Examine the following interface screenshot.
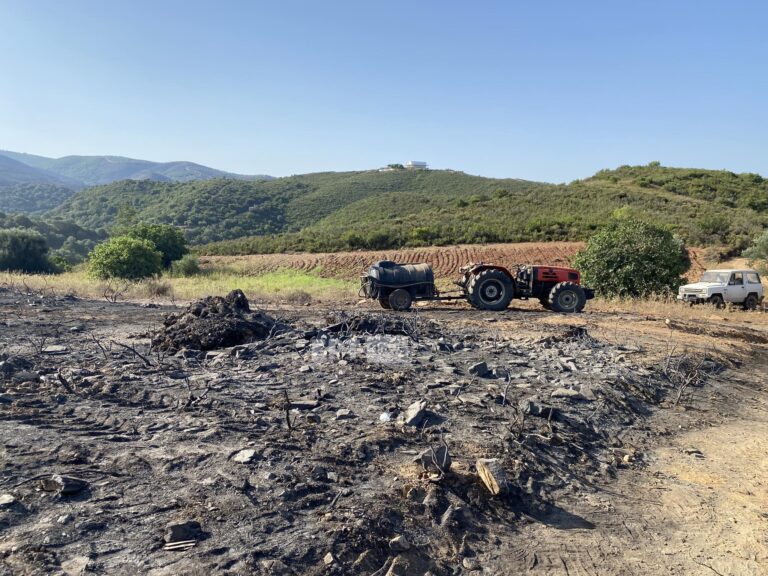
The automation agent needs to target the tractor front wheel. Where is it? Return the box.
[548,282,586,313]
[468,269,514,311]
[388,288,413,311]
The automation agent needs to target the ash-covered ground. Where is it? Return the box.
[0,287,756,576]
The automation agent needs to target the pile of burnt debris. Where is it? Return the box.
[151,289,287,353]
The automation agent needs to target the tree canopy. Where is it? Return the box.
[573,218,691,297]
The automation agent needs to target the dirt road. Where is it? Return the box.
[500,400,768,575]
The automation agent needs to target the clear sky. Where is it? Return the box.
[1,1,766,182]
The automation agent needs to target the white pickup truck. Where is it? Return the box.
[677,269,764,309]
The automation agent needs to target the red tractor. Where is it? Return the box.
[361,261,594,313]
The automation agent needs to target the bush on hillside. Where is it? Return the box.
[743,229,768,273]
[88,236,163,280]
[573,219,691,297]
[170,254,201,277]
[126,223,188,267]
[0,228,53,273]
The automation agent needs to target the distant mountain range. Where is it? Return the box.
[0,149,272,213]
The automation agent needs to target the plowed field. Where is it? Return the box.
[201,242,707,281]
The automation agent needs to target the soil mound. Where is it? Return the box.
[151,289,281,352]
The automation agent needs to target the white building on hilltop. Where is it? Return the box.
[405,161,428,170]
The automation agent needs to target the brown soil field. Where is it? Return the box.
[201,242,709,281]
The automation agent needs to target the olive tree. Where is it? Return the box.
[573,219,691,297]
[88,236,163,280]
[126,223,188,268]
[0,228,52,273]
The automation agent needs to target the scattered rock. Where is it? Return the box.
[42,345,68,355]
[416,445,451,474]
[232,449,257,463]
[550,387,587,401]
[402,400,427,426]
[0,493,17,507]
[335,409,355,420]
[476,459,508,496]
[60,555,91,575]
[39,475,88,495]
[468,361,489,377]
[12,371,40,384]
[323,552,336,565]
[164,520,202,544]
[389,535,411,551]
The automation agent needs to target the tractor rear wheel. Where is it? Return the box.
[388,288,413,311]
[548,282,586,313]
[468,269,514,311]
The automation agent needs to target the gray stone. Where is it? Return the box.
[335,408,355,420]
[476,458,508,496]
[550,388,588,401]
[42,345,68,355]
[232,449,257,463]
[0,493,16,507]
[468,362,489,377]
[416,445,451,474]
[39,475,87,495]
[12,371,39,384]
[402,400,427,426]
[164,520,202,543]
[389,534,411,551]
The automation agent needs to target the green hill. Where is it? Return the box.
[0,149,272,189]
[48,164,768,254]
[0,212,107,264]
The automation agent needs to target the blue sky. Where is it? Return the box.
[1,1,766,182]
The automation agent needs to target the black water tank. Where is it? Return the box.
[365,261,434,286]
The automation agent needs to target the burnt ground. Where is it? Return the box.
[0,287,767,575]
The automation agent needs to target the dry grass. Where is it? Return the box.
[0,268,358,304]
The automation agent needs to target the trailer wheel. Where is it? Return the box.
[389,289,413,311]
[468,269,514,311]
[548,282,586,313]
[379,297,391,309]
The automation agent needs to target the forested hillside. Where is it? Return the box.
[47,163,767,254]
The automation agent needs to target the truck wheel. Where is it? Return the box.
[379,297,391,309]
[548,282,586,313]
[468,269,514,311]
[389,289,413,311]
[743,293,758,311]
[709,294,725,309]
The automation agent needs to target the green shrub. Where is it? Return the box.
[126,223,187,267]
[0,228,53,273]
[573,218,691,297]
[743,229,768,273]
[170,254,201,277]
[88,236,163,280]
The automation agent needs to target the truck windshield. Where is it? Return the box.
[700,271,728,283]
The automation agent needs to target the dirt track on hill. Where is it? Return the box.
[0,286,766,575]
